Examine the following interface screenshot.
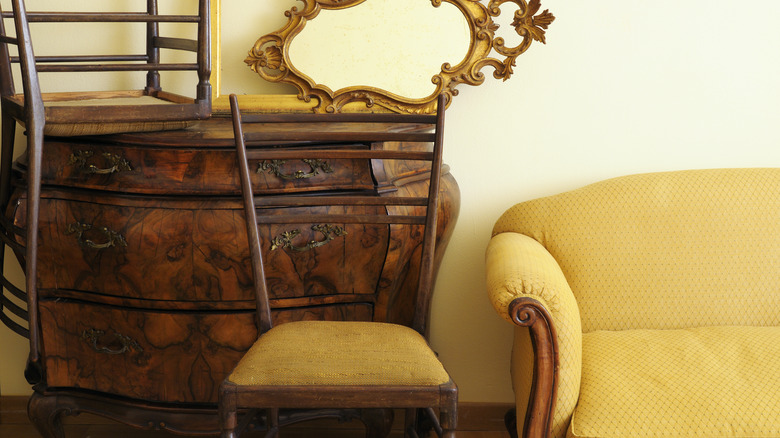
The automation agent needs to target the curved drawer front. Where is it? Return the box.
[34,197,389,303]
[40,301,372,403]
[37,141,374,195]
[259,206,389,300]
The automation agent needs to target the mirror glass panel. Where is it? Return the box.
[287,0,469,99]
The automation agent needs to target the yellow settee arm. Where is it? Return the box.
[486,232,582,438]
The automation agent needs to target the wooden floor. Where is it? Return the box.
[0,420,511,437]
[0,424,509,437]
[0,397,512,437]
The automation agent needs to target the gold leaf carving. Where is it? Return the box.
[511,0,555,43]
[487,0,555,81]
[245,45,283,72]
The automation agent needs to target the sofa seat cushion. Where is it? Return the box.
[569,326,780,438]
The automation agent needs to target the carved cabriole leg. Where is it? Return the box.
[29,389,225,435]
[28,392,67,438]
[508,297,559,438]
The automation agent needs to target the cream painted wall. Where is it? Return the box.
[3,0,780,406]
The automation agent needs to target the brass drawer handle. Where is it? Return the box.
[68,150,133,175]
[257,159,334,180]
[270,224,347,252]
[81,329,143,355]
[66,222,128,250]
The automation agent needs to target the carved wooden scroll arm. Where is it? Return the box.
[508,297,559,438]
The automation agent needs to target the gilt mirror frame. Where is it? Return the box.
[210,0,554,113]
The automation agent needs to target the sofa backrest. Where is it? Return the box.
[493,168,780,332]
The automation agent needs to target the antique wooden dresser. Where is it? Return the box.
[1,117,459,435]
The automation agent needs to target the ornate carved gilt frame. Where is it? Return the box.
[212,0,553,113]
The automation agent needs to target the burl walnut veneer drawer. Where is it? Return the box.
[31,196,388,305]
[40,300,372,403]
[34,140,374,195]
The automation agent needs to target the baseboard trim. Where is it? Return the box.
[1,396,511,431]
[0,396,28,425]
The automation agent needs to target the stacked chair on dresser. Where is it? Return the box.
[0,0,210,407]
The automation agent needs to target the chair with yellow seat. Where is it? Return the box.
[220,93,457,437]
[486,168,780,438]
[0,0,210,377]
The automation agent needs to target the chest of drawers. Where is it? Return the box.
[2,118,459,435]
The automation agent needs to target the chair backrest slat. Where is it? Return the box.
[153,36,199,52]
[241,112,437,124]
[252,195,429,207]
[243,131,436,144]
[35,63,199,73]
[256,215,427,225]
[231,93,447,336]
[26,55,149,63]
[8,13,201,23]
[245,149,434,161]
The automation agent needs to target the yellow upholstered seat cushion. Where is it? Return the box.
[227,321,451,387]
[568,326,780,438]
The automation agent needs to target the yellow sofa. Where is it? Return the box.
[485,168,780,438]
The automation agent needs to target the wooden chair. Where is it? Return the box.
[0,0,210,378]
[220,93,457,438]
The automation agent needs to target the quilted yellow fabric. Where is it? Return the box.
[486,232,582,438]
[493,168,780,332]
[227,321,451,386]
[569,326,780,438]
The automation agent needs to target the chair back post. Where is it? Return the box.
[0,8,15,97]
[230,95,274,334]
[411,93,446,336]
[0,4,18,209]
[11,0,42,128]
[196,0,211,104]
[145,0,161,93]
[10,0,44,379]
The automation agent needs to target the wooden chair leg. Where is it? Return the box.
[218,389,237,438]
[440,407,457,438]
[439,400,458,438]
[265,408,279,438]
[404,408,419,438]
[361,408,394,438]
[0,114,16,209]
[0,114,16,324]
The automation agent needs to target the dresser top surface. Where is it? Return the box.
[83,116,432,148]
